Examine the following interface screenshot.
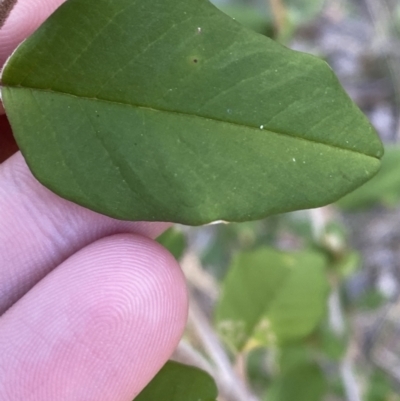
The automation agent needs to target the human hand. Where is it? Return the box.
[0,1,188,399]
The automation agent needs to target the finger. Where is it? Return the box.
[0,153,171,314]
[0,0,66,67]
[0,234,188,401]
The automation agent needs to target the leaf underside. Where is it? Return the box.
[1,0,383,224]
[216,248,329,350]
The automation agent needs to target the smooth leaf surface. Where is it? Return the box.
[215,248,329,351]
[1,0,383,224]
[134,361,217,401]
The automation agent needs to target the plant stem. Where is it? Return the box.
[309,207,363,401]
[173,340,215,375]
[340,355,362,401]
[329,290,362,401]
[189,298,260,401]
[328,287,346,337]
[364,0,400,142]
[268,0,288,38]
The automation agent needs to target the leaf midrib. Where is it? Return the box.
[4,84,380,160]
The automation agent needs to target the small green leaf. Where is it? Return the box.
[353,290,387,311]
[134,361,218,401]
[156,227,186,260]
[278,344,313,374]
[366,369,396,401]
[2,0,382,224]
[215,248,329,351]
[265,363,327,401]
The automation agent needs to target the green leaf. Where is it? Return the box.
[337,145,400,210]
[1,0,382,225]
[278,344,313,374]
[366,369,396,401]
[353,290,387,311]
[134,361,218,401]
[156,227,186,260]
[215,248,329,351]
[265,363,327,401]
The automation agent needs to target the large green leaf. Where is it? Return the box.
[215,248,329,351]
[1,0,382,224]
[135,361,217,401]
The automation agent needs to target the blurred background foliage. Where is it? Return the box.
[159,0,400,400]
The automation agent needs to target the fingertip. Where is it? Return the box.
[0,152,172,314]
[0,234,188,400]
[80,234,189,340]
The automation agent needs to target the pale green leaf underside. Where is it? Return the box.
[1,0,383,224]
[215,248,329,350]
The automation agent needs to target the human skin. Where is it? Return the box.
[0,1,188,399]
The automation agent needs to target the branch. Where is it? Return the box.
[340,355,362,401]
[268,0,287,37]
[173,340,215,375]
[189,298,260,401]
[309,207,364,401]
